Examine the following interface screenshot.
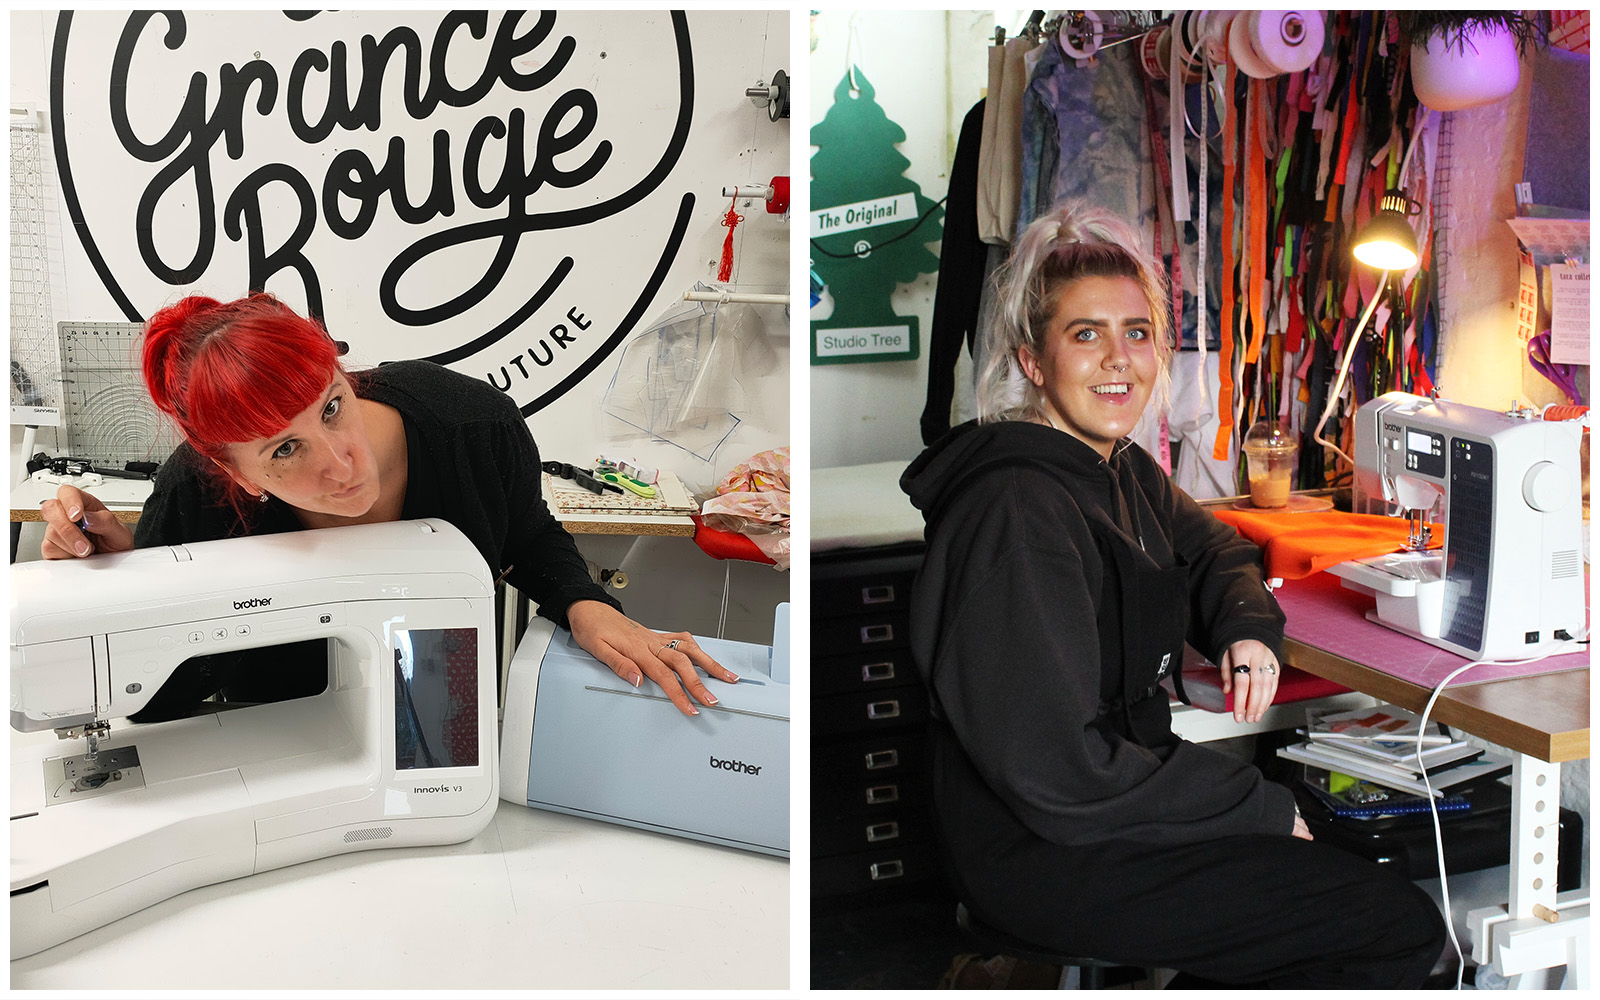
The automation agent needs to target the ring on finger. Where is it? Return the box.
[1262,664,1277,675]
[1231,664,1251,676]
[661,639,680,651]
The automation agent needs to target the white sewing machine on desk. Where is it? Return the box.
[1329,392,1587,661]
[9,519,499,959]
[1326,392,1590,987]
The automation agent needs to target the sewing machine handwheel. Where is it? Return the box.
[1522,461,1575,512]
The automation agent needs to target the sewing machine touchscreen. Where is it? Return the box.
[393,628,480,769]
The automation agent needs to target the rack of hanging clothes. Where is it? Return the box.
[922,11,1444,503]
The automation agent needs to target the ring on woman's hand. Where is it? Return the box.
[1263,664,1278,675]
[1231,664,1251,675]
[661,639,681,651]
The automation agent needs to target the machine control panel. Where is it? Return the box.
[1401,427,1446,479]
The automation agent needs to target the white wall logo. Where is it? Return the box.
[51,10,699,414]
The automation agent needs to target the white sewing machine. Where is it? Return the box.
[1330,392,1586,661]
[10,519,499,959]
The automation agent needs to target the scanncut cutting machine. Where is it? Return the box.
[501,605,790,857]
[10,519,499,958]
[1331,392,1586,661]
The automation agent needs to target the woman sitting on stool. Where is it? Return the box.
[900,203,1446,988]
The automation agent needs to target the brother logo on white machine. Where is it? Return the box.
[708,756,762,776]
[233,597,272,610]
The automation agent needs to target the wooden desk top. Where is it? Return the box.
[1284,637,1589,764]
[555,512,696,537]
[11,478,697,536]
[12,477,154,524]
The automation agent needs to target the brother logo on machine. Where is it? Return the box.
[708,755,762,776]
[233,597,272,610]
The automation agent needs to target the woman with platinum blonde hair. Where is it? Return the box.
[975,202,1173,426]
[900,203,1445,988]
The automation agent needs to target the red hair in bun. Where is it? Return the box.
[142,293,343,507]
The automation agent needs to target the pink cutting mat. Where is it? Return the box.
[1276,571,1590,688]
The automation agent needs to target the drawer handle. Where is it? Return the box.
[861,584,896,605]
[869,860,904,881]
[866,784,900,805]
[860,624,894,644]
[861,661,896,683]
[866,821,901,843]
[864,749,900,770]
[866,700,901,721]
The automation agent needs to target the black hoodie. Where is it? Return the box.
[900,420,1296,848]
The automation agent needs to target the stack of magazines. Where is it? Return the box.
[1277,704,1512,799]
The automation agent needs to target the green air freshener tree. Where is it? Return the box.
[809,68,943,364]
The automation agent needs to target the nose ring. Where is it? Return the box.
[1111,363,1127,372]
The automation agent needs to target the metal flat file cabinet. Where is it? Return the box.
[811,542,947,899]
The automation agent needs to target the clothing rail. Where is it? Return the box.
[992,11,1162,52]
[682,289,789,306]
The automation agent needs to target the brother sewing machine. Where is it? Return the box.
[500,605,790,857]
[1330,392,1586,661]
[10,519,499,958]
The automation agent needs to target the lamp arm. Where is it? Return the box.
[1312,271,1391,467]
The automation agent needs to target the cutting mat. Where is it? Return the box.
[542,469,697,517]
[1277,571,1589,688]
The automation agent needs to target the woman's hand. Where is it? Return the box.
[1292,814,1314,841]
[38,484,135,560]
[1218,638,1281,724]
[565,599,738,717]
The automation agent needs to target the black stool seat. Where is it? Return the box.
[955,902,1120,989]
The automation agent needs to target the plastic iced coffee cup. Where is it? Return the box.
[1243,421,1297,509]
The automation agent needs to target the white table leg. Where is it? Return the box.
[1508,752,1562,920]
[1466,755,1590,987]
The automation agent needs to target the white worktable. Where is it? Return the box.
[10,796,789,989]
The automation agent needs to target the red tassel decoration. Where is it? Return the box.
[718,198,744,282]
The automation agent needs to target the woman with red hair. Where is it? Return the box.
[40,292,732,719]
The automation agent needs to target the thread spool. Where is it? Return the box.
[1228,10,1279,79]
[767,175,790,214]
[1543,404,1590,422]
[1169,10,1208,82]
[1058,10,1103,61]
[1201,11,1238,65]
[1138,25,1204,84]
[1250,10,1324,75]
[1139,25,1170,80]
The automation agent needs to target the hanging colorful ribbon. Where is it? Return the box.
[1212,59,1239,462]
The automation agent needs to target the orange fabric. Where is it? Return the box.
[1245,81,1267,367]
[1213,61,1239,462]
[1212,509,1443,581]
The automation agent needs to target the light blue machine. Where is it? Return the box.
[499,605,789,857]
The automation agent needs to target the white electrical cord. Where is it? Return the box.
[1312,271,1389,467]
[1411,631,1589,990]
